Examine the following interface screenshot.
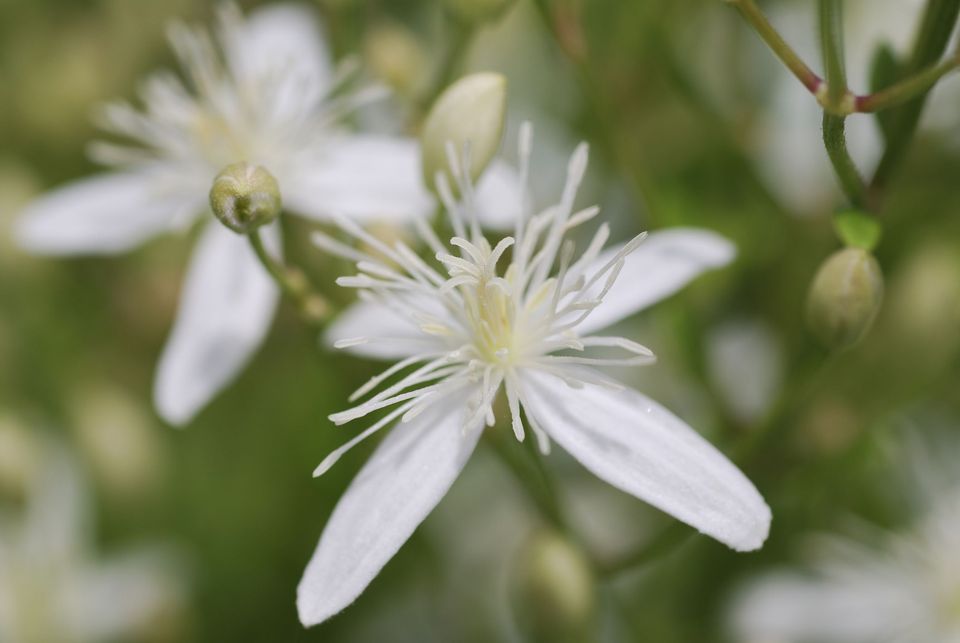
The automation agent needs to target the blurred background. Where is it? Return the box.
[1,0,959,641]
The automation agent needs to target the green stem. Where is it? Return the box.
[248,228,329,326]
[856,56,960,113]
[822,113,867,208]
[818,0,868,208]
[597,521,694,578]
[728,0,823,94]
[871,0,960,192]
[486,431,568,531]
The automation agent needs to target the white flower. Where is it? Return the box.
[298,125,772,626]
[729,433,960,643]
[0,442,181,643]
[13,3,518,426]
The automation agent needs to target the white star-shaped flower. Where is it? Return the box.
[730,434,960,643]
[298,125,772,626]
[13,3,517,426]
[0,443,181,643]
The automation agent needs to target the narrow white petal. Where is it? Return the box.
[473,160,528,232]
[223,3,332,113]
[521,369,770,551]
[286,135,434,222]
[325,297,452,361]
[297,395,481,626]
[729,572,915,642]
[153,224,280,425]
[577,228,736,334]
[14,173,198,255]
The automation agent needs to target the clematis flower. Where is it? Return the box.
[13,3,517,426]
[298,125,771,626]
[0,441,182,643]
[729,431,960,643]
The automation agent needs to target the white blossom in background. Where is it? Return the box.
[13,2,520,426]
[706,319,783,425]
[0,443,182,643]
[298,125,772,626]
[729,431,960,643]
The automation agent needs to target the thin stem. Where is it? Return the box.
[871,0,960,192]
[818,0,868,208]
[728,0,823,94]
[248,228,329,327]
[597,520,694,578]
[485,431,568,532]
[818,0,848,109]
[822,113,867,208]
[856,56,960,113]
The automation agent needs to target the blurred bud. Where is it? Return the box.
[443,0,515,24]
[209,162,281,233]
[421,72,506,192]
[512,529,595,642]
[71,384,164,500]
[806,248,884,349]
[365,24,428,96]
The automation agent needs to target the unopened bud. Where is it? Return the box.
[365,24,428,96]
[443,0,515,24]
[209,162,281,233]
[421,72,506,192]
[806,248,884,349]
[512,529,595,642]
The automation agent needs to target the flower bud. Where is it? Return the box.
[421,72,506,192]
[806,247,884,349]
[209,162,282,233]
[365,23,428,96]
[443,0,515,24]
[512,529,595,642]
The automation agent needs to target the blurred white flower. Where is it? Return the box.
[0,442,183,643]
[13,3,517,426]
[729,432,960,643]
[298,125,771,626]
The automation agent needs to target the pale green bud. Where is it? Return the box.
[806,247,884,349]
[365,24,428,96]
[421,72,507,192]
[209,162,282,233]
[443,0,515,24]
[512,530,595,642]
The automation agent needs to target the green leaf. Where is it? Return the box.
[833,210,882,251]
[869,42,902,142]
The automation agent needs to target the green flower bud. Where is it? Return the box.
[209,162,282,233]
[806,247,884,349]
[365,23,428,96]
[512,529,595,642]
[443,0,515,24]
[421,72,507,193]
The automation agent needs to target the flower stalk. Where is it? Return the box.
[248,229,329,326]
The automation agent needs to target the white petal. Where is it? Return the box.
[286,135,434,222]
[521,369,770,551]
[577,227,736,334]
[297,394,481,626]
[154,223,280,425]
[324,297,449,361]
[223,3,332,118]
[15,173,198,255]
[473,160,528,231]
[729,572,916,642]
